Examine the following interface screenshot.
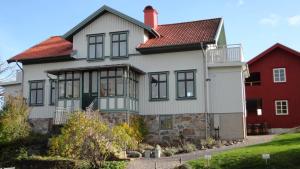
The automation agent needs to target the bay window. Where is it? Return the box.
[58,72,80,99]
[100,68,124,97]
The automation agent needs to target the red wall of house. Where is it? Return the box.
[246,47,300,128]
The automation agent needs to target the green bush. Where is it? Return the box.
[163,147,178,156]
[0,96,31,144]
[130,115,148,143]
[181,143,197,153]
[112,123,138,150]
[49,112,135,168]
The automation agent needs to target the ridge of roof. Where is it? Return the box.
[157,17,222,27]
[248,43,300,65]
[63,5,159,39]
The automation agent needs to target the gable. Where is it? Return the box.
[63,5,158,40]
[248,43,300,65]
[72,12,149,58]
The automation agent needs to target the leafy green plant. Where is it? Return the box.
[181,143,197,153]
[112,123,138,150]
[129,115,148,143]
[0,96,31,144]
[163,147,178,156]
[49,112,134,168]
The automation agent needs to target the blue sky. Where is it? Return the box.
[1,0,300,63]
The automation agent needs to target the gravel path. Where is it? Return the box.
[127,135,275,169]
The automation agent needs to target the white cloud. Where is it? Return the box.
[287,15,300,26]
[259,14,280,26]
[237,0,245,6]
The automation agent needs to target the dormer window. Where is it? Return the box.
[111,32,128,58]
[88,34,104,59]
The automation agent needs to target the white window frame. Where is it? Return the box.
[273,68,286,83]
[275,100,288,115]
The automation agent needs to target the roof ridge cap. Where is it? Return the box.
[158,17,222,26]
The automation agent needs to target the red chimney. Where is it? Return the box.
[144,5,158,29]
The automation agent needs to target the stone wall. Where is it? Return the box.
[99,112,140,127]
[29,118,52,134]
[143,113,208,145]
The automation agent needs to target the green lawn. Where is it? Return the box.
[188,133,300,169]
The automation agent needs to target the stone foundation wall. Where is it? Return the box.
[29,118,52,134]
[99,112,140,127]
[143,113,207,145]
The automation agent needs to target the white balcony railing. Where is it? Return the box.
[207,44,243,64]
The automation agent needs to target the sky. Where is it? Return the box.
[0,0,300,64]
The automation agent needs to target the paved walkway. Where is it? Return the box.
[127,135,275,169]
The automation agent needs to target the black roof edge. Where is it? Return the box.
[62,5,159,40]
[136,42,214,54]
[9,55,75,65]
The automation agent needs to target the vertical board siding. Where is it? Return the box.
[73,12,145,58]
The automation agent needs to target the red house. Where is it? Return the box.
[246,43,300,134]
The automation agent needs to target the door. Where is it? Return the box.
[82,71,98,110]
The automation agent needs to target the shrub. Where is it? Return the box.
[129,116,148,143]
[175,163,192,169]
[112,123,138,150]
[49,112,134,168]
[181,143,197,153]
[0,96,31,144]
[163,147,178,157]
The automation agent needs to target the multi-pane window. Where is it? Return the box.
[129,70,138,99]
[49,80,56,105]
[176,70,196,99]
[273,68,286,83]
[275,100,288,115]
[88,34,104,59]
[149,72,168,100]
[160,115,173,130]
[111,32,128,57]
[29,81,44,106]
[100,68,124,97]
[58,72,80,99]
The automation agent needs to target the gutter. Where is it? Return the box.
[200,43,210,140]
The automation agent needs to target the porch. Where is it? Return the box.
[47,64,142,124]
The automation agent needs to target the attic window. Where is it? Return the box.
[88,34,104,59]
[111,32,128,58]
[245,72,261,86]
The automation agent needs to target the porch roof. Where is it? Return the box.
[45,64,145,75]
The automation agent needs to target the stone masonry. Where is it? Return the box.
[143,113,208,145]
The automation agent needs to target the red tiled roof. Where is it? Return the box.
[138,18,222,49]
[7,36,73,63]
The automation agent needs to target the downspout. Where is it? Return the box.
[15,61,24,96]
[200,43,210,140]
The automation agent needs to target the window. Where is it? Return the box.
[149,72,168,100]
[246,99,262,113]
[100,68,124,97]
[245,72,261,86]
[111,32,128,57]
[273,68,286,83]
[29,81,44,106]
[49,80,57,105]
[129,70,138,99]
[159,115,173,130]
[58,72,80,99]
[88,34,104,59]
[176,70,196,99]
[275,100,288,115]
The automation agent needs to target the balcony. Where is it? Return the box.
[207,44,244,65]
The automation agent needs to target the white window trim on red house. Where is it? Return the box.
[273,68,286,83]
[275,100,289,115]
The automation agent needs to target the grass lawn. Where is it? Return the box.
[188,133,300,169]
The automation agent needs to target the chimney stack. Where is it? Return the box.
[144,5,158,29]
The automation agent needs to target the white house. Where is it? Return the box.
[1,5,248,143]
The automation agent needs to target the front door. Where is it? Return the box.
[82,71,98,110]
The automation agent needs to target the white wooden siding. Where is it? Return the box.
[73,12,146,58]
[208,67,244,113]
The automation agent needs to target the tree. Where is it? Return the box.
[0,95,31,144]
